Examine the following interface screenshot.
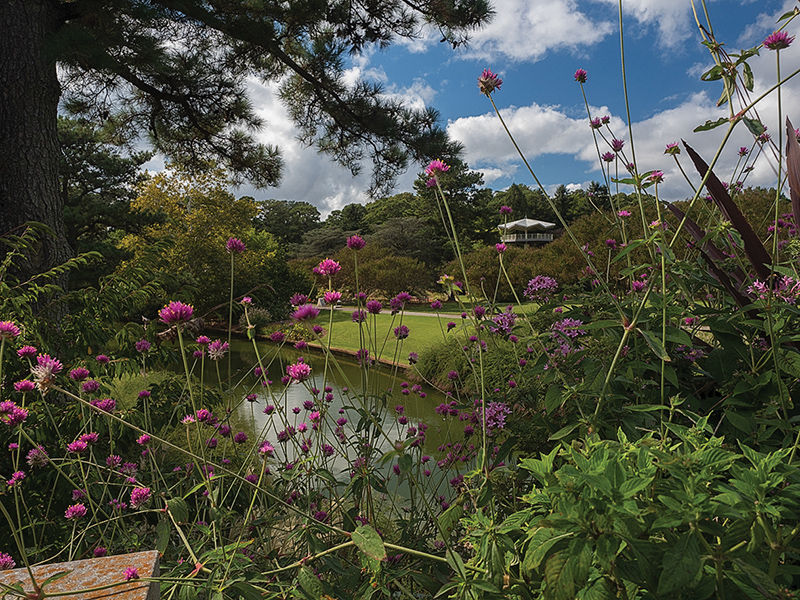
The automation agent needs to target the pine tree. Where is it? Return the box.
[0,0,492,274]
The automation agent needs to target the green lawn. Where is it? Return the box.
[308,309,464,361]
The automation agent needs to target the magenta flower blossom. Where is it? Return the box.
[95,355,110,364]
[207,339,229,361]
[16,346,36,358]
[269,331,286,343]
[158,301,194,325]
[738,146,749,157]
[664,142,680,155]
[290,293,309,307]
[648,171,664,184]
[346,235,365,250]
[0,322,20,341]
[589,117,602,129]
[225,237,246,253]
[90,398,116,413]
[601,152,615,162]
[82,380,100,393]
[233,431,248,444]
[26,446,48,468]
[7,471,25,487]
[135,339,151,353]
[524,276,559,303]
[425,159,450,177]
[605,239,618,249]
[258,440,274,456]
[394,325,409,339]
[313,258,341,276]
[764,30,794,50]
[366,300,382,314]
[499,205,513,215]
[67,440,88,453]
[31,354,63,392]
[611,138,625,152]
[65,503,87,520]
[69,367,90,381]
[495,243,507,253]
[93,548,107,558]
[129,487,151,508]
[478,68,502,95]
[574,68,587,83]
[485,402,511,432]
[80,432,99,444]
[0,552,15,570]
[351,309,366,323]
[136,434,151,446]
[617,210,632,217]
[124,567,139,581]
[324,290,341,304]
[0,401,28,427]
[292,304,319,321]
[287,360,311,382]
[13,380,34,393]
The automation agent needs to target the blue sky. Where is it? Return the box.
[204,0,799,215]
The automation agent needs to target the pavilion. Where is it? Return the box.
[498,217,557,245]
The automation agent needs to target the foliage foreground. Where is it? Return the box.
[3,5,800,600]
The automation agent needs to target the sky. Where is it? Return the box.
[149,0,800,216]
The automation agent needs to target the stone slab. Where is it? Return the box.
[0,550,159,600]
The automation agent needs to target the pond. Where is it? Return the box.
[196,339,457,472]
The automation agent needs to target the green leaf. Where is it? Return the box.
[228,582,264,600]
[694,117,727,132]
[779,7,799,21]
[351,525,386,562]
[742,62,754,91]
[656,533,702,595]
[545,384,564,414]
[40,571,72,588]
[636,328,671,362]
[156,519,170,555]
[298,566,323,599]
[549,422,580,441]
[523,528,572,573]
[743,117,766,136]
[437,502,463,539]
[700,65,724,81]
[398,454,412,474]
[168,497,189,523]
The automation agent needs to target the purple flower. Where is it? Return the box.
[292,304,319,321]
[93,548,107,558]
[31,354,63,391]
[611,138,625,152]
[648,171,664,184]
[69,367,90,381]
[7,471,25,487]
[324,290,341,304]
[590,117,602,129]
[0,322,20,340]
[495,243,507,253]
[269,331,286,343]
[346,235,365,250]
[226,237,246,253]
[617,210,632,217]
[129,487,151,508]
[90,398,116,413]
[738,146,749,157]
[13,380,35,393]
[16,346,36,358]
[233,431,248,444]
[207,339,229,361]
[135,339,151,353]
[524,275,559,303]
[136,434,151,446]
[158,301,194,325]
[351,309,366,323]
[240,296,252,305]
[287,360,311,382]
[425,159,450,177]
[82,380,100,393]
[0,552,16,570]
[0,402,28,427]
[290,293,309,306]
[764,30,794,50]
[574,68,587,83]
[313,258,341,276]
[485,402,511,432]
[366,300,382,314]
[499,205,513,215]
[96,355,110,364]
[664,142,680,155]
[605,238,618,249]
[67,440,88,453]
[478,68,503,95]
[124,567,139,581]
[80,432,99,444]
[601,152,615,163]
[26,446,48,468]
[65,503,87,520]
[394,325,409,339]
[258,441,274,456]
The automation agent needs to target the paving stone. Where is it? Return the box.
[0,550,159,600]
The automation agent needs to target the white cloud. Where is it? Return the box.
[461,0,614,62]
[591,0,693,47]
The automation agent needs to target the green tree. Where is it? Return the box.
[325,203,368,233]
[369,216,448,266]
[256,199,321,245]
[0,0,491,274]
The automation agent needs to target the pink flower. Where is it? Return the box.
[135,339,151,353]
[158,301,194,325]
[287,360,311,383]
[196,335,211,345]
[0,322,20,341]
[324,290,341,304]
[738,146,749,157]
[13,380,35,393]
[366,300,382,314]
[495,243,507,253]
[425,159,450,177]
[617,210,632,217]
[67,440,88,453]
[664,142,680,155]
[16,346,37,358]
[313,258,341,276]
[0,552,16,570]
[478,68,502,95]
[95,355,110,364]
[499,205,513,215]
[31,354,63,392]
[225,237,246,253]
[648,171,664,183]
[346,235,365,250]
[90,398,116,413]
[0,401,28,427]
[129,487,151,508]
[292,304,319,321]
[258,441,274,456]
[93,547,107,558]
[7,471,25,487]
[65,503,87,520]
[124,567,139,581]
[764,30,794,50]
[601,152,615,162]
[574,68,587,83]
[136,434,151,446]
[82,380,100,393]
[240,296,252,305]
[207,340,229,361]
[69,367,90,381]
[611,138,625,152]
[589,118,602,129]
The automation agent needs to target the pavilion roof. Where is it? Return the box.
[498,217,556,231]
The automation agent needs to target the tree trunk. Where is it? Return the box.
[0,0,71,279]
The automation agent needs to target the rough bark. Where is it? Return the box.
[0,0,72,277]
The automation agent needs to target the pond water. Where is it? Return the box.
[197,339,456,470]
